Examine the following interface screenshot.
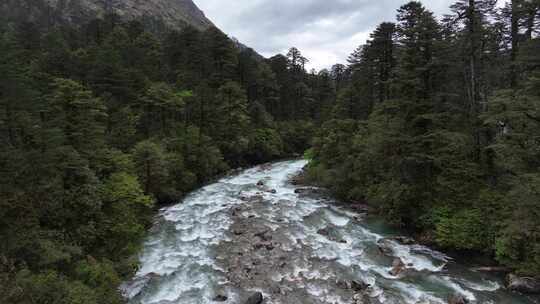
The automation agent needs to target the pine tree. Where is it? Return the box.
[204,27,238,87]
[212,81,250,163]
[138,82,187,138]
[396,1,442,100]
[47,78,108,164]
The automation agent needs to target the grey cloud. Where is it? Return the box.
[194,0,476,69]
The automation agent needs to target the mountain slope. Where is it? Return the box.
[1,0,214,31]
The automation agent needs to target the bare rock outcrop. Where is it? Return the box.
[507,274,540,294]
[1,0,214,31]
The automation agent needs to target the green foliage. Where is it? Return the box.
[211,81,251,162]
[434,207,493,251]
[0,13,324,302]
[132,140,170,198]
[98,173,154,259]
[138,82,187,138]
[247,128,284,162]
[308,0,540,277]
[495,174,540,275]
[303,148,315,161]
[13,270,99,304]
[278,120,316,155]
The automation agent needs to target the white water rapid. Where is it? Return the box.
[121,160,538,304]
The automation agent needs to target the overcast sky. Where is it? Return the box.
[191,0,449,70]
[193,0,507,70]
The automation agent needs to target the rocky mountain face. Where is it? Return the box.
[1,0,214,31]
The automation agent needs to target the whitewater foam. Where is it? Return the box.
[123,160,535,304]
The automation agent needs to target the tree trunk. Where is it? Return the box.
[524,2,538,40]
[469,0,478,116]
[5,100,15,146]
[510,0,520,89]
[145,160,151,194]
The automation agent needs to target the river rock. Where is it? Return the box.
[336,279,370,292]
[389,258,407,276]
[353,292,374,304]
[390,236,416,245]
[317,227,330,237]
[350,202,370,213]
[244,292,263,304]
[377,239,394,255]
[269,284,281,295]
[337,279,350,290]
[294,188,309,194]
[507,274,540,294]
[351,279,370,292]
[254,230,271,242]
[213,294,228,302]
[290,171,306,185]
[317,227,346,243]
[293,186,327,198]
[120,272,160,298]
[448,294,469,304]
[470,266,510,273]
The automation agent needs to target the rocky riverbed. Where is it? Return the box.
[121,160,540,304]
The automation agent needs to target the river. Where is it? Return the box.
[121,160,539,304]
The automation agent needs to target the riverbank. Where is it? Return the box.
[122,160,539,304]
[299,163,540,300]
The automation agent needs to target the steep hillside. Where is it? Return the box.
[0,0,214,30]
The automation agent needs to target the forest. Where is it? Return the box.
[307,0,540,280]
[0,12,326,303]
[0,0,539,303]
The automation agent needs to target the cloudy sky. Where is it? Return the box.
[192,0,471,70]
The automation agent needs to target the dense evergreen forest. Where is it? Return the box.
[1,0,539,302]
[307,0,540,279]
[0,14,329,303]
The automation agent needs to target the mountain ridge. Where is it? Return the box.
[0,0,215,31]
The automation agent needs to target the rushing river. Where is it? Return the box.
[122,160,539,304]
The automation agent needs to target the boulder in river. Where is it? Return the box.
[470,266,510,273]
[213,294,228,302]
[351,279,370,292]
[377,239,394,255]
[389,258,407,276]
[317,227,330,237]
[244,292,263,304]
[120,272,160,298]
[350,202,370,213]
[448,293,469,304]
[507,274,540,294]
[294,187,326,196]
[294,188,309,194]
[254,229,271,242]
[390,236,416,245]
[353,292,374,304]
[317,227,346,243]
[269,284,281,295]
[336,279,350,290]
[336,279,370,292]
[290,171,306,185]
